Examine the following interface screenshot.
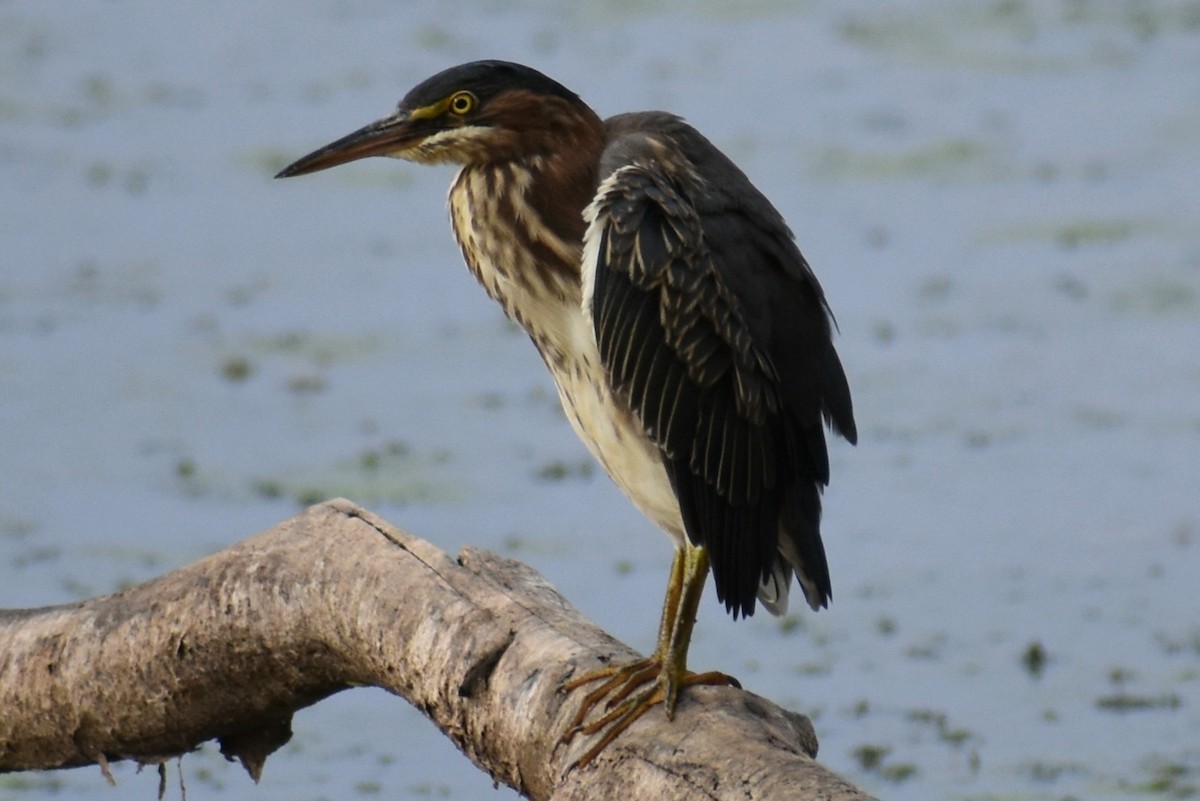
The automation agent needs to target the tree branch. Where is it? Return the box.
[0,499,875,800]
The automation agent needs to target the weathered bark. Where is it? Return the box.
[0,499,875,800]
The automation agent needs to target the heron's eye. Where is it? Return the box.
[448,91,476,116]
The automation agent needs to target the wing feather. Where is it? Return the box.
[585,115,855,617]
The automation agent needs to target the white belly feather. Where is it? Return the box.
[449,163,685,546]
[547,312,685,546]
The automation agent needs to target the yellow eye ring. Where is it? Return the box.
[448,91,476,116]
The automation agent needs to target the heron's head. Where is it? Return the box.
[277,60,601,177]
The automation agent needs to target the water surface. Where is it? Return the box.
[2,2,1198,799]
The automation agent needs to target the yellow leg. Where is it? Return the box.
[561,544,740,768]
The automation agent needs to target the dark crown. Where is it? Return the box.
[399,60,582,111]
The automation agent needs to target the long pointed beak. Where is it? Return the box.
[275,111,418,178]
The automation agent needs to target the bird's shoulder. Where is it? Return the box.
[589,110,857,445]
[597,112,809,285]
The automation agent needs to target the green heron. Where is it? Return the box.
[277,60,857,766]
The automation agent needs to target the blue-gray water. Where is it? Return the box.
[2,2,1198,799]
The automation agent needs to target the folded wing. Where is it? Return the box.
[583,113,856,618]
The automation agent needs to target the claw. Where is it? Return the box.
[559,546,740,769]
[561,658,739,768]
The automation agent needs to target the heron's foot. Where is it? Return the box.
[560,658,740,768]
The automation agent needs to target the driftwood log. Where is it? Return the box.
[0,499,875,800]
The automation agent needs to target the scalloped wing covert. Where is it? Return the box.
[584,114,856,618]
